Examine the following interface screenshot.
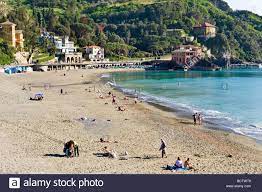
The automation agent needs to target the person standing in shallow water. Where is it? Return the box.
[193,113,197,125]
[159,139,167,158]
[198,113,202,125]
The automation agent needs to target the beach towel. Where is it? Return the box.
[166,165,189,171]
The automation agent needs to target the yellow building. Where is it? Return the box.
[15,30,24,49]
[194,22,216,39]
[0,20,24,50]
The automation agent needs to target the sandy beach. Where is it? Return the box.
[0,68,261,174]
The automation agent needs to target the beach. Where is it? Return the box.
[0,68,261,174]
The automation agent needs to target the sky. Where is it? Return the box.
[225,0,262,15]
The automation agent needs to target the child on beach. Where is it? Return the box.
[159,139,167,158]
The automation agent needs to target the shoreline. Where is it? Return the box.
[103,70,262,145]
[0,68,261,174]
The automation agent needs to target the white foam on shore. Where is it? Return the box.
[109,80,262,142]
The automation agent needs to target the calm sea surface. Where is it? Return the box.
[107,69,262,141]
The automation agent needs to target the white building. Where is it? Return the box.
[54,36,77,54]
[84,45,105,62]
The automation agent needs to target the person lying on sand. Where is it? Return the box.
[118,106,126,111]
[100,138,118,143]
[123,96,129,100]
[99,94,104,99]
[102,147,117,158]
[100,138,110,143]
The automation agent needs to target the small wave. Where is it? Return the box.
[100,73,111,78]
[109,82,262,142]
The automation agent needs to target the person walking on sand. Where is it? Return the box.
[193,113,197,125]
[198,113,202,125]
[60,89,63,95]
[112,96,116,105]
[159,139,167,158]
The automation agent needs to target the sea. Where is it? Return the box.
[103,69,262,142]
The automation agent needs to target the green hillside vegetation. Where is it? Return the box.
[0,38,14,65]
[2,0,262,63]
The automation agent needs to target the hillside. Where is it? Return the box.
[2,0,262,63]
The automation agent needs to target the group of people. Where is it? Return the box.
[166,157,193,171]
[193,112,202,125]
[160,139,194,171]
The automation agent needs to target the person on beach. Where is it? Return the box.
[159,139,167,158]
[184,158,193,170]
[134,98,138,104]
[175,157,183,168]
[102,147,117,158]
[193,113,198,125]
[100,138,110,143]
[112,96,116,105]
[64,140,79,157]
[60,89,63,95]
[118,106,126,111]
[198,113,202,125]
[100,138,118,143]
[64,140,74,158]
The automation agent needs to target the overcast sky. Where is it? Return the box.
[225,0,262,15]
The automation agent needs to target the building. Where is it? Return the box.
[84,45,105,62]
[193,22,216,39]
[54,36,77,54]
[52,36,82,64]
[0,20,24,49]
[63,52,83,64]
[172,45,204,66]
[15,30,24,49]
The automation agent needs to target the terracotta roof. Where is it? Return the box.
[0,20,16,26]
[194,22,215,28]
[84,45,101,48]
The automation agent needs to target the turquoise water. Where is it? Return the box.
[107,70,262,141]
